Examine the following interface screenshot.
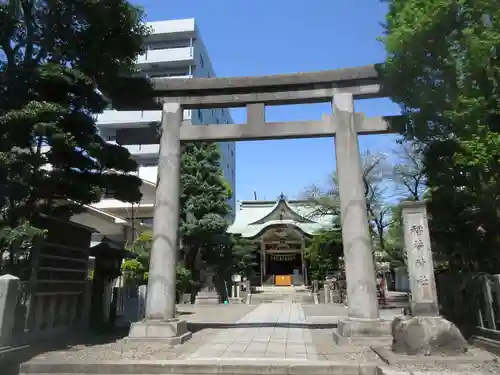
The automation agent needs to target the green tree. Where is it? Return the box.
[230,235,259,279]
[0,1,148,239]
[179,143,232,280]
[122,230,194,296]
[121,230,152,284]
[381,0,500,273]
[304,228,343,281]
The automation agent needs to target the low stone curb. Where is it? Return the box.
[19,359,378,375]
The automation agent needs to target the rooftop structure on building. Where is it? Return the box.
[93,18,236,230]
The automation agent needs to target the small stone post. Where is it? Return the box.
[231,285,236,298]
[0,274,20,346]
[390,200,467,355]
[332,92,389,342]
[324,282,330,304]
[128,102,191,344]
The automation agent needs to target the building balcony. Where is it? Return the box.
[137,47,193,69]
[96,109,191,128]
[146,19,196,43]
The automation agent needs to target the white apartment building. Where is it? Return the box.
[91,18,237,237]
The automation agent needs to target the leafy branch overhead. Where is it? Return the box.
[382,0,500,273]
[0,0,151,232]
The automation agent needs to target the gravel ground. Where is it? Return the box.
[394,362,500,373]
[310,329,500,373]
[310,328,384,363]
[305,305,500,373]
[11,302,500,375]
[21,304,256,362]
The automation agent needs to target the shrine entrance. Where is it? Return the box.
[258,223,309,286]
[266,252,302,286]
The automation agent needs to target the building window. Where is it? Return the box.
[199,54,204,68]
[231,150,234,157]
[198,109,203,123]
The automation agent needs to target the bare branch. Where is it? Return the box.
[392,140,426,200]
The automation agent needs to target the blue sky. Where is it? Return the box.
[133,0,401,202]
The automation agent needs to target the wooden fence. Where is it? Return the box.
[2,216,94,347]
[436,272,500,341]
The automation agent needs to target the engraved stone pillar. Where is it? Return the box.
[388,200,468,356]
[332,92,389,343]
[401,201,439,315]
[128,102,191,344]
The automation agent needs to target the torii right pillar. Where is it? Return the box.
[332,92,391,344]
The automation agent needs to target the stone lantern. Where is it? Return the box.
[89,237,136,330]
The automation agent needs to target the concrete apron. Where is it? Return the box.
[19,359,379,375]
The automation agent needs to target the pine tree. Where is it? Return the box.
[0,1,150,233]
[179,142,232,279]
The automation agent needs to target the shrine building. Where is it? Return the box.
[227,194,335,287]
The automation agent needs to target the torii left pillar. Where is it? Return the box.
[128,102,192,344]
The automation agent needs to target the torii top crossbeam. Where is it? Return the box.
[112,63,386,110]
[110,63,402,143]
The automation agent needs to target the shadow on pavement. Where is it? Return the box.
[188,321,338,333]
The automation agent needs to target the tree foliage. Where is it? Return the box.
[382,0,500,272]
[179,142,233,276]
[230,235,259,279]
[304,228,343,281]
[122,230,194,295]
[0,0,149,238]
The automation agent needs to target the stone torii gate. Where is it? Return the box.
[126,64,400,344]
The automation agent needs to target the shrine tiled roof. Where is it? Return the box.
[227,196,336,238]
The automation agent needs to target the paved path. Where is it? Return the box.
[187,301,318,360]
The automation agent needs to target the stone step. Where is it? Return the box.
[19,359,377,375]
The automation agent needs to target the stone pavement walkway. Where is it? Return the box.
[187,301,318,360]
